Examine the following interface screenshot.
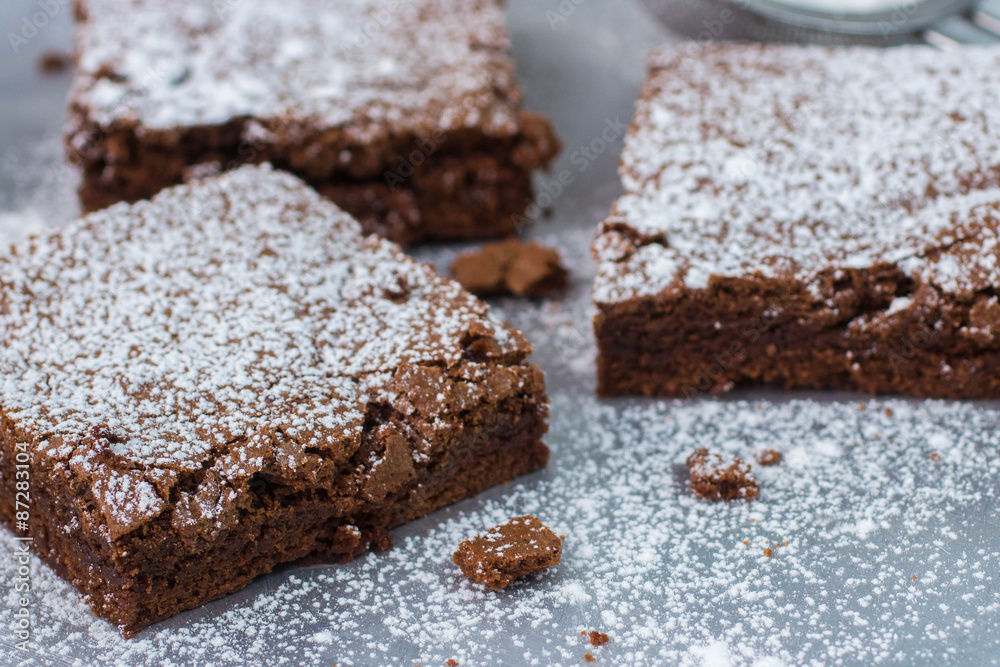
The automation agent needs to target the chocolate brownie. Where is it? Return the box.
[0,164,549,636]
[593,44,1000,398]
[685,449,759,501]
[451,239,568,298]
[66,0,559,245]
[452,515,561,590]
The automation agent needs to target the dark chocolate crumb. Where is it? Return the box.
[587,631,610,647]
[450,239,568,298]
[453,515,562,590]
[685,448,760,501]
[38,50,73,74]
[756,449,782,466]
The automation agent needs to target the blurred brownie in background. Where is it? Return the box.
[66,0,559,244]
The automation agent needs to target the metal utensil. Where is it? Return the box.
[641,0,1000,44]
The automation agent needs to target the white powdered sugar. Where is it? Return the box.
[593,45,1000,304]
[3,179,999,663]
[70,0,522,138]
[0,164,523,536]
[4,3,1000,664]
[5,394,999,665]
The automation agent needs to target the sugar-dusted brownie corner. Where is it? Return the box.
[66,0,559,245]
[593,44,1000,399]
[0,164,549,636]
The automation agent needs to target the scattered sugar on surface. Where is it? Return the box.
[5,394,1000,665]
[4,9,1000,667]
[0,134,79,246]
[0,210,47,248]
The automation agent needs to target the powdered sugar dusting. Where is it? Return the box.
[5,394,999,665]
[70,0,521,138]
[0,164,526,536]
[594,44,1000,304]
[5,4,1000,664]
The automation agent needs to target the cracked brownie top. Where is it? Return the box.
[0,164,534,539]
[70,0,523,138]
[593,44,1000,305]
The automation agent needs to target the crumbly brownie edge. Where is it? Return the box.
[68,114,559,245]
[0,363,548,636]
[595,269,1000,399]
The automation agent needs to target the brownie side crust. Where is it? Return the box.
[66,0,560,244]
[596,268,1000,398]
[0,363,547,633]
[70,114,558,244]
[593,44,1000,398]
[0,165,549,635]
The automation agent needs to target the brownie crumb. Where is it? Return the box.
[453,515,562,590]
[37,50,73,74]
[685,448,760,500]
[446,660,459,666]
[756,449,783,466]
[586,631,610,646]
[584,653,596,663]
[450,239,568,298]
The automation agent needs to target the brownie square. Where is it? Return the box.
[593,44,1000,398]
[0,164,549,635]
[66,0,559,244]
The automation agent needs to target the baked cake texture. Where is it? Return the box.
[593,44,1000,398]
[451,239,569,298]
[452,515,561,590]
[0,164,549,636]
[685,449,760,501]
[66,0,559,244]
